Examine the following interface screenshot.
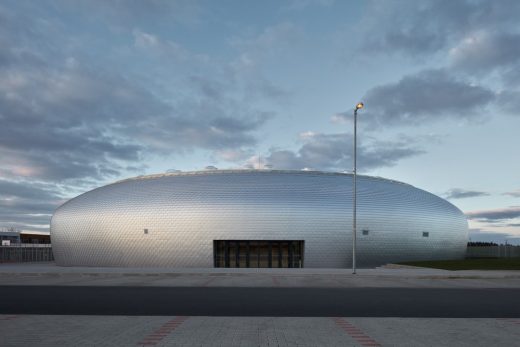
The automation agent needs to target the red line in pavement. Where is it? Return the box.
[0,315,18,321]
[137,316,189,346]
[333,317,382,347]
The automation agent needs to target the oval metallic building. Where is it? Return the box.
[50,170,468,268]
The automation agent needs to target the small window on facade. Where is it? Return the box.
[422,232,429,237]
[144,228,149,234]
[362,229,369,236]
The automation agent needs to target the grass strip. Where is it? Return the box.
[398,258,520,270]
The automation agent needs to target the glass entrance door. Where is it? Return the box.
[213,240,304,268]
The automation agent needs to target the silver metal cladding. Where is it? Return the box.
[50,170,468,267]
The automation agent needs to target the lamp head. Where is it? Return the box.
[355,102,364,110]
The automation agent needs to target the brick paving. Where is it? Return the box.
[1,315,520,346]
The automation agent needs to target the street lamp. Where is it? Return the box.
[352,102,363,274]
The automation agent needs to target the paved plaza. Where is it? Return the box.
[1,315,520,346]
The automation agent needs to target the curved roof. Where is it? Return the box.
[115,169,413,188]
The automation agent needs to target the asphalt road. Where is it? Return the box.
[1,286,519,317]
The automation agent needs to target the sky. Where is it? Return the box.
[1,0,519,244]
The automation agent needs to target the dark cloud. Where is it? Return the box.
[450,32,520,74]
[260,132,424,171]
[0,180,60,201]
[135,99,271,153]
[501,67,520,89]
[496,91,520,117]
[0,4,150,181]
[361,70,495,127]
[362,1,466,56]
[0,66,149,181]
[466,207,520,221]
[355,1,520,125]
[361,0,520,94]
[362,0,520,57]
[444,189,490,200]
[0,179,64,231]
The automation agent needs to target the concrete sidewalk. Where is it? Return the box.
[1,315,519,346]
[0,262,519,288]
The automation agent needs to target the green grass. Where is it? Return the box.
[398,258,520,270]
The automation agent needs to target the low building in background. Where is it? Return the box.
[0,229,20,246]
[0,229,53,263]
[466,242,520,258]
[51,170,468,268]
[0,228,51,245]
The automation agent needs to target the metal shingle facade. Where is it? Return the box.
[50,170,468,268]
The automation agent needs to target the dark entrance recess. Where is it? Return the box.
[213,240,304,268]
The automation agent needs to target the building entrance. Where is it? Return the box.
[213,240,304,268]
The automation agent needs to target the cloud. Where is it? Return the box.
[244,155,271,170]
[361,1,468,56]
[466,207,520,221]
[444,189,490,200]
[0,6,154,182]
[361,70,495,127]
[57,0,204,27]
[360,0,520,93]
[253,132,424,171]
[230,22,302,70]
[0,25,271,183]
[0,65,151,181]
[496,91,520,116]
[132,28,201,62]
[449,31,520,74]
[503,190,520,198]
[133,29,160,48]
[356,1,520,126]
[0,179,65,231]
[135,103,270,154]
[282,0,335,11]
[362,0,520,58]
[0,180,61,201]
[213,149,253,163]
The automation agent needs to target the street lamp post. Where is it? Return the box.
[352,102,364,274]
